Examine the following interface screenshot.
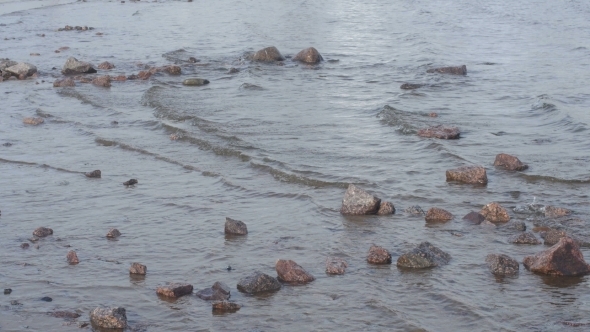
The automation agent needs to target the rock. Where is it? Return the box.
[0,59,18,71]
[156,283,194,298]
[228,67,240,74]
[508,232,541,244]
[377,201,395,215]
[544,206,571,218]
[493,153,528,171]
[275,259,315,284]
[188,57,199,63]
[429,112,438,117]
[367,245,392,264]
[162,65,181,75]
[183,78,209,86]
[137,70,151,80]
[396,242,451,268]
[400,83,424,90]
[23,117,44,126]
[485,254,519,276]
[53,77,75,87]
[129,262,147,275]
[251,46,285,62]
[67,250,79,264]
[480,202,510,223]
[325,257,348,275]
[340,184,381,215]
[425,207,453,222]
[292,47,323,64]
[462,211,485,224]
[89,307,127,329]
[48,311,81,319]
[84,170,101,178]
[405,205,425,215]
[33,227,53,237]
[523,237,590,276]
[501,220,526,232]
[10,300,22,305]
[481,220,497,228]
[91,75,111,87]
[446,166,488,185]
[112,75,126,81]
[212,300,241,312]
[426,65,467,75]
[5,62,37,78]
[196,281,231,300]
[224,217,248,235]
[20,243,30,249]
[41,296,52,302]
[4,288,11,294]
[106,228,121,238]
[62,57,97,75]
[538,229,586,247]
[123,179,138,186]
[237,272,281,294]
[417,125,460,139]
[97,61,115,70]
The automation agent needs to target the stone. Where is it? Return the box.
[367,245,392,264]
[446,166,488,185]
[325,257,348,275]
[377,201,395,215]
[501,221,526,232]
[196,281,231,300]
[106,228,121,238]
[251,46,285,62]
[462,211,485,225]
[183,78,209,86]
[85,170,101,178]
[0,59,18,71]
[396,242,451,268]
[4,288,11,294]
[53,77,75,87]
[425,207,453,222]
[62,57,97,75]
[5,62,37,78]
[237,272,281,294]
[212,301,241,312]
[544,206,571,218]
[129,262,147,275]
[112,75,126,81]
[97,61,115,70]
[156,283,193,298]
[292,47,323,64]
[400,83,423,90]
[225,217,248,235]
[123,179,138,186]
[67,250,79,264]
[480,202,510,223]
[48,311,80,319]
[20,243,30,249]
[405,205,425,215]
[89,307,127,329]
[493,153,528,171]
[41,296,52,302]
[523,237,590,276]
[340,184,381,215]
[417,125,460,139]
[426,65,467,75]
[188,57,199,63]
[481,220,497,228]
[91,75,111,87]
[538,229,586,246]
[485,254,519,276]
[275,259,315,284]
[137,70,151,80]
[33,227,53,237]
[23,117,44,126]
[508,232,541,245]
[228,67,240,74]
[162,65,181,75]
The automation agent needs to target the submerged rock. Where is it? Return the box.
[367,245,392,264]
[501,220,526,232]
[340,184,381,215]
[377,201,395,215]
[523,237,590,276]
[325,257,348,275]
[538,229,586,246]
[425,207,453,222]
[53,77,75,87]
[508,232,541,245]
[97,61,115,70]
[129,262,147,275]
[225,217,248,235]
[156,283,193,298]
[417,125,460,139]
[237,272,281,294]
[462,211,485,225]
[89,307,127,329]
[196,281,231,301]
[292,47,323,64]
[405,205,425,216]
[62,57,96,75]
[183,78,209,86]
[48,310,81,319]
[251,46,285,62]
[485,254,519,276]
[480,202,510,223]
[23,117,44,126]
[212,300,241,312]
[400,83,424,90]
[544,206,571,218]
[106,228,121,238]
[20,243,30,249]
[91,75,111,87]
[397,242,450,268]
[33,227,53,237]
[426,65,467,75]
[446,166,488,185]
[123,179,138,186]
[67,250,79,264]
[493,153,528,171]
[84,170,101,178]
[275,259,315,284]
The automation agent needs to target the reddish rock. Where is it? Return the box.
[53,77,75,87]
[212,301,241,312]
[85,170,101,178]
[112,75,126,81]
[23,117,44,126]
[67,250,79,264]
[485,254,519,275]
[425,207,453,222]
[106,228,121,238]
[446,166,488,185]
[508,232,541,245]
[462,211,485,224]
[163,65,181,75]
[129,262,147,275]
[367,245,392,264]
[89,307,127,329]
[225,217,248,235]
[137,70,151,80]
[251,46,285,62]
[325,257,348,275]
[156,283,193,298]
[340,184,381,215]
[480,202,510,223]
[523,237,590,276]
[427,65,467,75]
[97,61,115,70]
[275,259,315,284]
[417,125,460,139]
[377,201,395,215]
[544,206,571,218]
[92,75,111,87]
[493,153,528,171]
[33,227,53,237]
[292,47,323,64]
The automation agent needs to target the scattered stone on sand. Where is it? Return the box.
[106,228,121,238]
[91,75,111,87]
[225,217,248,235]
[53,77,75,87]
[480,202,510,223]
[33,227,53,237]
[544,206,571,218]
[446,165,488,185]
[485,254,519,276]
[275,259,315,284]
[228,67,240,74]
[67,250,79,264]
[89,307,127,329]
[196,281,231,301]
[509,232,541,245]
[41,296,52,302]
[292,47,323,64]
[417,125,460,139]
[396,242,451,268]
[377,201,395,215]
[367,245,392,264]
[340,184,381,215]
[20,243,30,249]
[212,300,241,312]
[237,271,281,294]
[129,262,147,275]
[123,179,138,186]
[501,220,526,232]
[523,237,590,276]
[462,211,485,225]
[425,207,453,222]
[400,83,424,90]
[5,62,37,78]
[84,170,101,178]
[493,153,528,171]
[62,57,97,75]
[4,288,12,294]
[48,311,81,319]
[325,257,348,275]
[183,78,209,86]
[251,46,285,62]
[426,65,467,75]
[23,117,44,126]
[97,61,115,70]
[156,283,194,298]
[405,205,425,215]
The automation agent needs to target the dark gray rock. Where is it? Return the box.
[494,153,528,171]
[33,227,53,237]
[501,221,526,232]
[89,307,127,329]
[156,283,193,298]
[508,232,541,245]
[251,46,285,62]
[463,211,485,224]
[400,83,424,90]
[84,170,101,178]
[106,228,121,238]
[367,245,392,264]
[237,272,281,294]
[405,205,425,215]
[340,184,381,215]
[41,296,52,302]
[62,57,97,75]
[123,179,138,186]
[292,47,323,64]
[446,166,488,185]
[48,311,81,319]
[129,262,147,275]
[183,78,209,86]
[485,254,519,275]
[196,281,231,301]
[225,217,248,235]
[275,259,315,284]
[397,242,451,268]
[427,65,467,75]
[20,243,29,249]
[4,288,11,294]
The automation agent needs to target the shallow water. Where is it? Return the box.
[1,0,590,331]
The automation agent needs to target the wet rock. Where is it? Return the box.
[92,75,111,87]
[84,170,101,178]
[405,205,425,215]
[367,245,392,264]
[481,220,497,228]
[425,207,453,222]
[485,254,519,276]
[225,217,248,235]
[501,220,526,232]
[48,311,80,319]
[163,65,181,75]
[188,57,199,63]
[20,243,30,249]
[509,232,541,244]
[426,65,467,75]
[212,300,241,312]
[5,62,37,78]
[4,288,11,294]
[62,57,97,75]
[480,202,510,223]
[156,283,193,298]
[544,206,571,218]
[340,184,381,215]
[462,211,485,225]
[129,262,147,275]
[67,250,79,264]
[41,296,52,302]
[112,75,126,81]
[10,300,22,305]
[493,153,528,171]
[137,70,151,80]
[417,125,460,139]
[251,46,285,62]
[183,78,209,86]
[292,47,323,64]
[237,272,281,294]
[400,83,423,90]
[33,227,53,237]
[538,229,587,247]
[53,77,75,87]
[97,61,115,70]
[89,307,127,329]
[123,179,138,186]
[325,257,348,275]
[446,165,488,185]
[106,228,121,238]
[377,201,395,215]
[196,281,231,300]
[396,242,451,268]
[228,67,240,74]
[523,237,590,276]
[275,259,315,284]
[23,117,44,126]
[0,59,18,71]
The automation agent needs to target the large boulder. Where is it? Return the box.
[89,307,127,329]
[340,184,381,215]
[493,153,528,171]
[237,272,281,294]
[225,217,248,235]
[446,166,488,185]
[396,242,450,268]
[485,254,519,276]
[156,283,193,298]
[196,281,231,301]
[523,237,590,276]
[508,232,541,245]
[5,62,37,78]
[325,257,348,275]
[417,125,460,139]
[480,202,510,223]
[367,245,392,264]
[426,65,467,75]
[275,259,315,284]
[425,207,453,222]
[292,47,323,64]
[251,46,285,62]
[62,57,97,75]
